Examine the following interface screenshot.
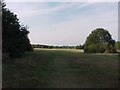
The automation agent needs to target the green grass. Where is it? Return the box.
[3,48,118,88]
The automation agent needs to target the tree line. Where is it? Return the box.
[32,44,84,49]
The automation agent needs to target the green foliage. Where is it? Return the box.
[32,44,76,49]
[2,2,33,58]
[84,28,117,53]
[115,41,120,50]
[76,45,84,49]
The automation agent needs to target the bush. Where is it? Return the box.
[84,28,116,53]
[2,2,33,59]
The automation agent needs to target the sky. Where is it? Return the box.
[5,0,118,46]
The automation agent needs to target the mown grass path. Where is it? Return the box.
[3,49,118,88]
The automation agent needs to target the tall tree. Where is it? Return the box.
[2,2,33,58]
[84,28,116,53]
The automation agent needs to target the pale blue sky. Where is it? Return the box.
[6,2,118,46]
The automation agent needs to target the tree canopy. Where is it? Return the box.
[84,28,116,53]
[2,2,33,58]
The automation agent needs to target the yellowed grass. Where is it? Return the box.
[34,48,84,53]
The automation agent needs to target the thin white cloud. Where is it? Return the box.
[6,2,95,19]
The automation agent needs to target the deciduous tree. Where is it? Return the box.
[2,2,33,58]
[84,28,116,53]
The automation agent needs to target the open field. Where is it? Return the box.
[3,48,118,88]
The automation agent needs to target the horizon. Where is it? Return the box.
[6,1,118,46]
[31,43,83,46]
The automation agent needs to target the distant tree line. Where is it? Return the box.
[32,44,84,49]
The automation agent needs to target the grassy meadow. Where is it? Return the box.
[3,48,118,88]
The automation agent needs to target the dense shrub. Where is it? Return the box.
[84,28,117,53]
[2,2,33,58]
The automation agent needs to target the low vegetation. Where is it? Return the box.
[32,44,84,49]
[3,49,118,88]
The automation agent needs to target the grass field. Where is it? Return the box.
[3,48,118,88]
